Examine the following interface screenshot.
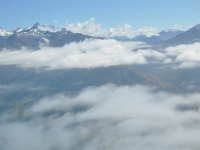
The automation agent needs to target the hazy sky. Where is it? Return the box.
[0,0,200,30]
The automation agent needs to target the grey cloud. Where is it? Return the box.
[1,85,200,150]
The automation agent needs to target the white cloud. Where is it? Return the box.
[165,42,200,68]
[0,39,163,70]
[108,24,136,38]
[66,18,107,37]
[1,84,200,150]
[66,18,159,38]
[138,26,159,37]
[1,39,200,70]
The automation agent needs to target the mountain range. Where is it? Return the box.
[133,24,200,47]
[132,29,184,46]
[0,23,95,50]
[1,23,200,50]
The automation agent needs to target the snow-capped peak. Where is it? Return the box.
[0,27,13,36]
[15,28,24,33]
[30,23,65,33]
[12,23,67,36]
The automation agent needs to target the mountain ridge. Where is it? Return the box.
[0,23,96,50]
[163,23,200,46]
[1,23,200,50]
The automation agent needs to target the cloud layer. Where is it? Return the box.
[1,84,200,150]
[1,38,200,70]
[0,39,163,70]
[165,43,200,68]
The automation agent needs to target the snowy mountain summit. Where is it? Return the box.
[0,23,94,50]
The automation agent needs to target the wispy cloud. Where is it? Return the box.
[1,84,200,150]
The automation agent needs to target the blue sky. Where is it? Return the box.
[0,0,200,30]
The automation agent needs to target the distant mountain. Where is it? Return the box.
[158,29,184,41]
[133,24,200,47]
[133,35,162,45]
[164,24,200,46]
[0,23,96,50]
[133,29,183,45]
[111,36,133,41]
[2,23,200,50]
